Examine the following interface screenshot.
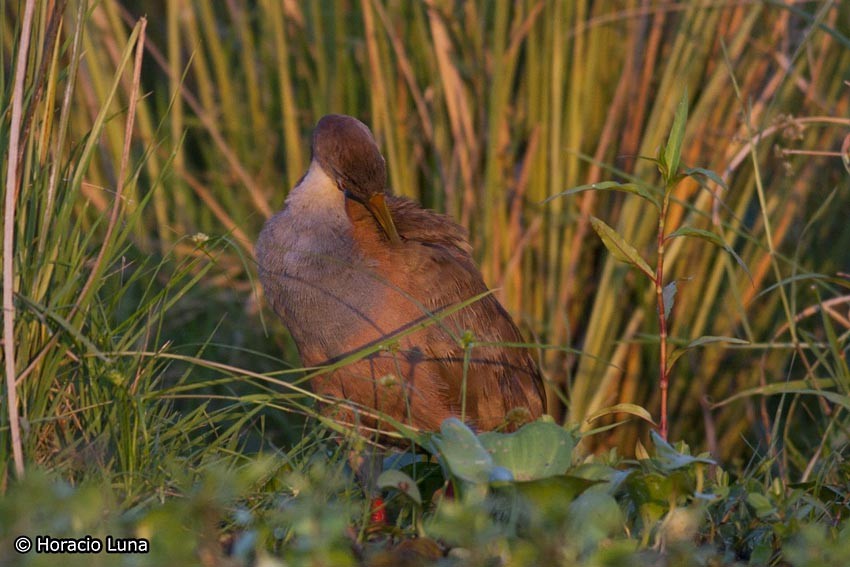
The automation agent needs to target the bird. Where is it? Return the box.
[256,114,545,439]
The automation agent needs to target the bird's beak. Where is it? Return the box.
[366,193,401,244]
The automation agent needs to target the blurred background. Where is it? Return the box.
[2,0,849,489]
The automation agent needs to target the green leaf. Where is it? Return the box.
[377,469,422,505]
[546,181,659,210]
[488,466,515,484]
[514,475,600,514]
[17,294,111,362]
[684,335,749,349]
[651,431,715,471]
[566,490,625,544]
[711,378,850,410]
[666,226,722,246]
[431,418,494,484]
[479,421,576,481]
[682,166,728,190]
[746,492,777,519]
[581,419,634,436]
[590,216,655,281]
[667,226,752,281]
[668,335,749,367]
[662,281,677,321]
[663,90,689,183]
[585,403,657,427]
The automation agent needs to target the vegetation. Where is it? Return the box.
[1,0,849,565]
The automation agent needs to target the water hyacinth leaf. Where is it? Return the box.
[480,421,576,481]
[566,490,625,546]
[546,181,659,210]
[667,226,751,281]
[590,216,655,280]
[488,466,514,484]
[570,464,633,496]
[662,281,677,321]
[377,469,422,505]
[663,90,689,183]
[651,430,715,470]
[586,403,657,427]
[514,475,600,513]
[431,418,493,484]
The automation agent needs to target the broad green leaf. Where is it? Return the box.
[651,431,715,471]
[667,226,752,281]
[488,466,514,484]
[514,475,599,514]
[546,181,659,210]
[570,465,633,497]
[585,403,657,426]
[746,492,777,519]
[663,90,689,183]
[590,216,655,280]
[431,418,493,484]
[682,166,728,190]
[480,421,576,481]
[662,281,677,321]
[377,469,422,505]
[566,490,625,543]
[667,226,724,247]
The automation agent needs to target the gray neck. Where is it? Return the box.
[282,160,353,257]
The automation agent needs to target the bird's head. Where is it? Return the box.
[312,114,400,243]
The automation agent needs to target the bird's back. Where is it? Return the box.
[340,194,546,431]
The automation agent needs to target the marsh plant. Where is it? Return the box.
[1,1,849,565]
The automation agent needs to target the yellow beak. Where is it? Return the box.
[367,193,401,244]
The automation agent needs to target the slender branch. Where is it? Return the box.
[3,0,37,479]
[656,193,670,440]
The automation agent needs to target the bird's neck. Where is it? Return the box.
[282,161,352,250]
[286,160,345,216]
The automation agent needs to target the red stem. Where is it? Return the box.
[656,196,670,440]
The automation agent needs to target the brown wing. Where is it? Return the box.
[385,196,546,429]
[387,196,472,253]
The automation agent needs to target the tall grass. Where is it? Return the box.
[0,0,308,496]
[2,0,849,494]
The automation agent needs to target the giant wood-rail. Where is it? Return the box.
[256,114,545,438]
